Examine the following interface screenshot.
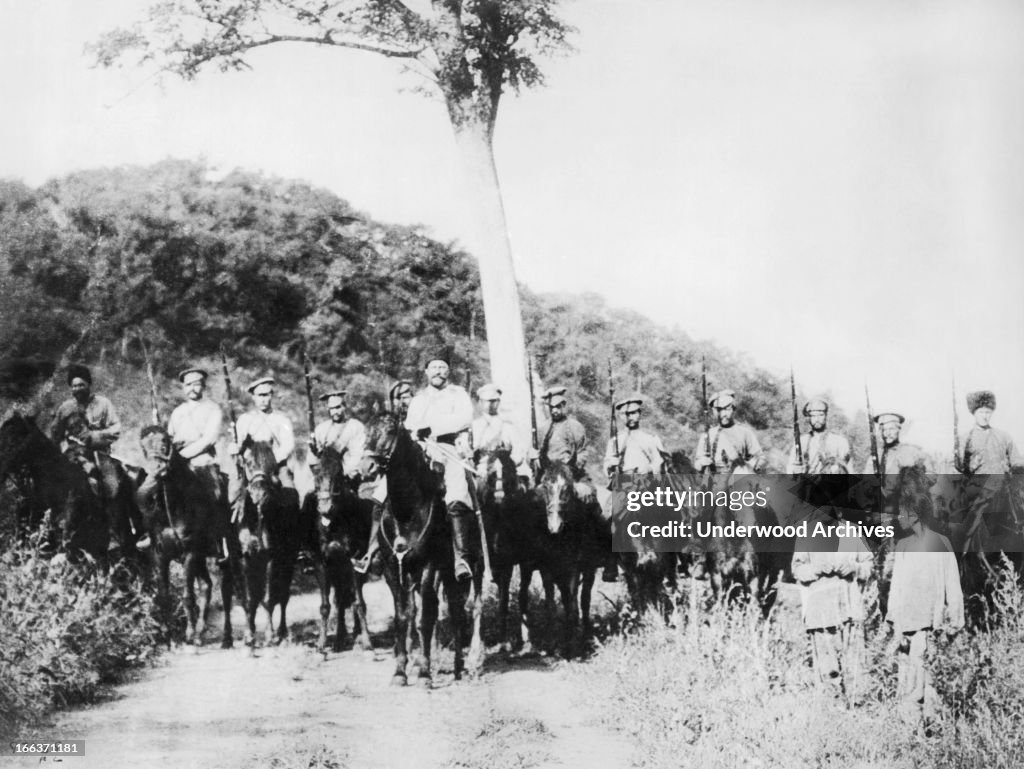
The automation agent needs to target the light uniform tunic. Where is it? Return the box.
[167,398,223,467]
[695,422,763,475]
[786,431,852,474]
[236,410,295,466]
[961,426,1023,475]
[405,384,474,508]
[604,428,666,475]
[310,417,366,478]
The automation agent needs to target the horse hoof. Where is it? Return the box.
[519,642,534,656]
[414,673,432,688]
[391,674,408,687]
[497,642,511,654]
[221,638,233,650]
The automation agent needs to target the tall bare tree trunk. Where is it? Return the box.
[451,117,530,438]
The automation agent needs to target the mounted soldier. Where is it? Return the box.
[308,388,366,485]
[787,398,852,475]
[472,383,530,484]
[50,364,121,497]
[958,390,1024,552]
[389,380,414,421]
[694,389,765,484]
[230,376,296,490]
[603,395,666,478]
[862,412,930,524]
[167,367,227,504]
[404,347,477,581]
[538,385,615,580]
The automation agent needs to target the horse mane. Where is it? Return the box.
[246,440,279,477]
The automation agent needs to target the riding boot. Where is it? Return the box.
[448,502,474,582]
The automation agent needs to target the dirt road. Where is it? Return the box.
[47,580,635,769]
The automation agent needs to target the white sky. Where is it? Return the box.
[2,0,1022,453]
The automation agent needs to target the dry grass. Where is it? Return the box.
[575,572,1024,769]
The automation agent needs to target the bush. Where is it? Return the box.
[0,544,162,739]
[575,579,1024,768]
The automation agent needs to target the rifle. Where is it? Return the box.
[865,384,880,479]
[220,345,246,523]
[527,354,539,476]
[790,367,803,471]
[952,375,962,473]
[608,359,622,482]
[701,356,712,490]
[137,331,161,426]
[303,351,316,455]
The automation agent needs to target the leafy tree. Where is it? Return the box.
[91,0,576,436]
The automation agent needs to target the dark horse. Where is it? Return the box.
[363,411,476,685]
[476,447,549,653]
[237,441,302,648]
[617,452,703,622]
[305,446,373,654]
[136,426,238,647]
[533,461,601,656]
[0,411,109,564]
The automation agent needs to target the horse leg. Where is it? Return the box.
[219,552,234,649]
[560,572,580,659]
[334,556,350,652]
[579,566,596,644]
[353,570,373,652]
[386,565,408,685]
[517,564,536,654]
[496,564,513,653]
[264,553,278,647]
[195,558,212,647]
[467,567,485,677]
[183,553,199,645]
[417,566,440,685]
[315,551,330,654]
[242,553,262,649]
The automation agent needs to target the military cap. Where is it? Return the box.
[423,345,452,368]
[542,386,568,406]
[615,395,644,411]
[967,390,996,413]
[318,389,347,403]
[802,398,829,416]
[476,383,502,401]
[247,376,275,394]
[874,412,905,426]
[709,389,736,409]
[66,363,92,385]
[178,367,208,383]
[389,380,413,400]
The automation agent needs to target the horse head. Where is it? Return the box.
[475,447,517,506]
[243,440,279,514]
[537,461,575,535]
[0,410,39,481]
[313,447,348,519]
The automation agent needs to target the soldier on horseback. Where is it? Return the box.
[603,395,666,478]
[389,380,414,420]
[472,383,530,484]
[538,385,615,580]
[50,364,121,496]
[308,388,366,484]
[787,398,852,474]
[167,367,227,504]
[230,377,296,489]
[862,412,930,522]
[957,390,1024,552]
[404,347,477,582]
[694,389,765,481]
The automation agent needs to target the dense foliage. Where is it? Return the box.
[0,159,842,462]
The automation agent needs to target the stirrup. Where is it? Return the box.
[352,555,370,574]
[135,534,152,551]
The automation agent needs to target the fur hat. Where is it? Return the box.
[966,390,996,413]
[66,364,92,386]
[423,346,452,368]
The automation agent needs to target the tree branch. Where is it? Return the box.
[183,32,425,68]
